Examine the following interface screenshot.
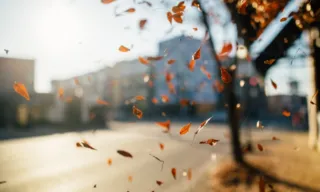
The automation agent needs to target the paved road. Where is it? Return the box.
[0,121,233,192]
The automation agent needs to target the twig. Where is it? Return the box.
[149,153,165,171]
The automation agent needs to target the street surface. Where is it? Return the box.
[0,121,234,192]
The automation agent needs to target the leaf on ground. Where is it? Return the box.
[156,120,171,133]
[282,110,291,117]
[138,57,149,65]
[117,150,133,158]
[179,123,192,135]
[13,82,30,101]
[220,67,232,83]
[257,144,263,151]
[132,105,143,119]
[119,45,130,52]
[271,79,277,89]
[156,180,163,186]
[159,143,164,150]
[171,168,177,180]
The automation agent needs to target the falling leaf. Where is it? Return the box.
[165,72,174,82]
[171,168,177,179]
[147,56,163,61]
[172,12,183,23]
[135,95,145,100]
[133,105,143,119]
[167,12,173,24]
[259,175,265,192]
[193,27,198,31]
[191,0,201,11]
[271,79,277,89]
[139,19,147,30]
[13,82,30,101]
[193,117,213,144]
[159,143,164,150]
[82,140,97,150]
[152,97,158,104]
[101,0,115,4]
[172,1,186,13]
[256,121,264,129]
[76,142,82,147]
[280,17,287,22]
[58,88,64,98]
[156,180,163,186]
[257,144,263,151]
[117,150,133,158]
[180,99,189,107]
[218,43,232,60]
[167,59,176,65]
[156,120,171,133]
[65,96,73,103]
[187,168,192,180]
[138,57,149,65]
[179,123,191,135]
[125,8,135,13]
[282,110,291,117]
[200,65,212,79]
[310,90,318,105]
[264,59,276,65]
[93,184,97,188]
[161,95,169,103]
[213,80,224,92]
[193,47,201,60]
[4,49,9,54]
[188,59,196,71]
[272,136,279,140]
[97,98,109,105]
[119,45,130,52]
[74,78,80,85]
[220,67,232,84]
[128,176,133,183]
[89,112,96,120]
[167,82,176,94]
[199,138,219,146]
[107,158,112,166]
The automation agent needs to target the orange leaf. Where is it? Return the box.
[171,168,177,180]
[192,116,213,144]
[128,175,133,183]
[213,80,224,92]
[172,1,185,13]
[156,180,163,186]
[180,99,189,107]
[193,27,198,31]
[280,17,287,22]
[13,82,30,101]
[107,158,112,166]
[135,95,145,100]
[97,98,109,105]
[132,105,143,119]
[167,82,176,94]
[159,143,164,150]
[76,142,82,147]
[188,59,196,71]
[257,144,263,151]
[147,56,163,61]
[74,78,80,85]
[259,175,265,192]
[161,95,169,103]
[218,43,232,60]
[193,47,201,60]
[58,88,64,98]
[191,0,201,11]
[271,79,277,89]
[101,0,115,4]
[152,97,158,104]
[138,57,149,65]
[200,65,211,79]
[167,59,176,65]
[165,72,174,82]
[117,150,133,158]
[199,138,219,146]
[172,12,183,23]
[179,123,192,135]
[156,120,171,133]
[187,168,192,180]
[220,67,232,83]
[167,12,173,24]
[139,19,147,29]
[272,136,279,140]
[119,45,130,52]
[264,59,276,65]
[282,110,291,117]
[125,8,135,13]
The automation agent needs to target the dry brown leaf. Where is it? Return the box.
[282,110,291,117]
[167,12,173,24]
[259,175,265,192]
[117,150,133,158]
[271,79,277,89]
[119,45,130,52]
[156,180,163,186]
[81,140,97,150]
[280,17,287,22]
[171,168,177,180]
[132,105,143,119]
[272,136,279,140]
[167,59,176,65]
[96,98,109,105]
[188,59,196,71]
[179,123,192,135]
[199,138,219,146]
[220,67,232,84]
[156,120,171,133]
[193,47,201,60]
[264,59,276,65]
[138,57,149,65]
[159,143,164,151]
[139,19,147,30]
[13,82,30,101]
[76,142,82,147]
[187,168,192,180]
[257,143,263,151]
[107,158,112,166]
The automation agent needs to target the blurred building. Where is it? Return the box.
[48,66,111,125]
[0,57,36,128]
